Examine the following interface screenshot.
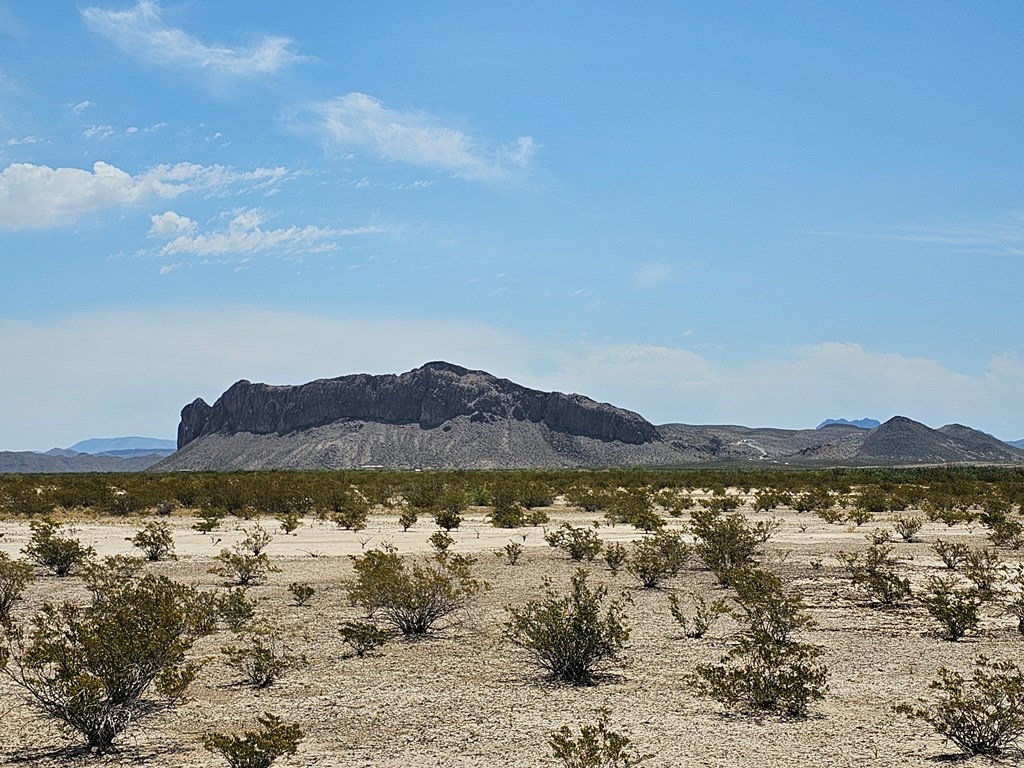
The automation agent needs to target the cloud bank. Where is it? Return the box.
[2,308,1023,451]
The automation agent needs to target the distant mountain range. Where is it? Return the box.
[0,436,176,474]
[816,418,881,430]
[150,362,1024,471]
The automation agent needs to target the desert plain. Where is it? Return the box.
[1,493,1022,767]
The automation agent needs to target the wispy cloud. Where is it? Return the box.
[5,135,46,146]
[147,208,381,264]
[71,100,96,114]
[82,1,301,79]
[632,262,678,289]
[0,161,293,230]
[310,92,537,183]
[805,211,1024,256]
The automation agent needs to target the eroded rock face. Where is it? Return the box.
[177,362,661,449]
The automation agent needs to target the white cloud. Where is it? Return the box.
[311,92,537,182]
[82,124,115,139]
[5,135,45,146]
[82,1,300,79]
[71,100,96,114]
[0,161,292,230]
[632,262,678,289]
[148,208,381,261]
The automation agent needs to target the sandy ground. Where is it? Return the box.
[0,499,1022,767]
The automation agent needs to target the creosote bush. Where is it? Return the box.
[129,520,176,561]
[667,592,729,639]
[347,545,483,635]
[895,656,1024,757]
[22,518,94,577]
[505,569,629,685]
[338,620,390,657]
[288,581,315,607]
[549,708,651,768]
[840,544,911,606]
[918,575,984,641]
[932,539,969,570]
[689,508,777,585]
[204,713,303,768]
[545,524,603,562]
[626,531,691,589]
[221,629,305,689]
[0,552,34,627]
[0,573,216,752]
[603,542,628,575]
[691,568,826,718]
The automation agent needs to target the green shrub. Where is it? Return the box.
[892,514,924,542]
[0,574,216,752]
[428,530,454,556]
[398,506,419,531]
[21,518,94,577]
[489,500,527,528]
[895,656,1024,756]
[218,587,257,631]
[962,548,1004,598]
[1007,566,1024,635]
[338,620,390,657]
[667,592,729,639]
[0,553,34,627]
[193,506,227,535]
[932,539,969,570]
[919,575,984,641]
[221,629,304,689]
[129,520,176,561]
[545,523,603,562]
[839,545,911,606]
[505,569,629,685]
[495,541,523,566]
[549,708,651,768]
[347,546,483,635]
[83,555,145,597]
[603,542,628,575]
[691,568,826,717]
[288,581,315,607]
[204,713,303,768]
[329,489,370,531]
[211,545,279,587]
[275,510,302,535]
[625,531,690,589]
[689,508,776,585]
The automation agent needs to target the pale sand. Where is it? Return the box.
[0,502,1020,766]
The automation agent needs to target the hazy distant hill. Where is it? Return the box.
[1009,439,1024,450]
[152,363,1024,471]
[0,451,167,473]
[816,418,880,430]
[69,437,176,454]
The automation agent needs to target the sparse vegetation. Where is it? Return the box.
[549,708,651,768]
[545,523,603,562]
[204,713,303,768]
[338,620,391,657]
[129,520,176,561]
[22,518,94,577]
[505,569,629,685]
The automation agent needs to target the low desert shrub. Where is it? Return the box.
[218,588,257,631]
[549,708,651,768]
[428,530,454,556]
[689,508,776,585]
[276,510,301,535]
[603,542,628,575]
[0,553,34,626]
[962,548,1004,598]
[895,656,1024,757]
[489,500,527,528]
[129,520,176,561]
[288,581,315,607]
[211,547,279,587]
[691,568,826,717]
[347,545,483,635]
[204,712,303,768]
[839,545,911,606]
[221,629,305,689]
[626,531,691,589]
[667,592,729,639]
[496,541,523,566]
[0,574,216,752]
[398,506,419,531]
[919,575,984,641]
[338,620,390,657]
[892,514,924,542]
[932,539,969,570]
[505,569,629,685]
[21,518,94,577]
[545,524,603,562]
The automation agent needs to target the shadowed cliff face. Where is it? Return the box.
[177,362,661,449]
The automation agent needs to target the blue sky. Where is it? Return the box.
[2,1,1023,451]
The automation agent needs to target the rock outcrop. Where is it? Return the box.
[178,361,659,450]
